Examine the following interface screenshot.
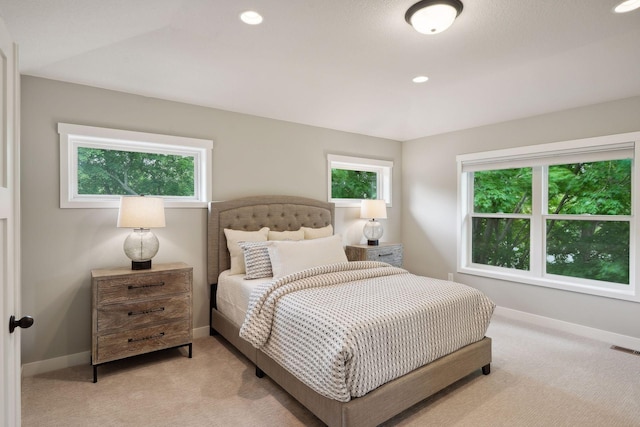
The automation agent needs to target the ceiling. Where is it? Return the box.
[1,0,639,141]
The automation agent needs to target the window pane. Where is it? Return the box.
[77,147,195,197]
[472,217,530,270]
[548,160,631,215]
[473,168,532,214]
[546,219,629,284]
[331,169,377,199]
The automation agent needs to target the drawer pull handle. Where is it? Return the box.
[378,253,393,257]
[128,307,165,316]
[128,332,165,343]
[128,281,165,290]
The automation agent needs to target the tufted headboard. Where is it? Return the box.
[207,195,335,285]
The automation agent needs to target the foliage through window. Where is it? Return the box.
[331,169,377,199]
[472,168,532,271]
[59,123,213,208]
[77,148,195,197]
[545,160,631,284]
[327,154,392,206]
[457,132,640,302]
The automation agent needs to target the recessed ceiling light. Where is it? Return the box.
[413,76,429,83]
[614,0,640,13]
[240,10,263,25]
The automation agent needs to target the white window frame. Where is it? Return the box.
[327,154,393,207]
[457,131,640,302]
[59,123,213,208]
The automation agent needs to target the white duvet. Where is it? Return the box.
[240,261,495,402]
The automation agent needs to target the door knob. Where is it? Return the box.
[9,315,34,333]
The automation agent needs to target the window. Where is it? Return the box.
[327,154,392,207]
[457,131,640,302]
[59,123,213,208]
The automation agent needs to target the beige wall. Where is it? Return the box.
[402,95,640,339]
[20,76,402,364]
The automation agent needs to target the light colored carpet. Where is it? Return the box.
[22,314,640,426]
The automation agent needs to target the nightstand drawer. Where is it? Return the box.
[97,294,191,332]
[364,246,402,261]
[346,243,404,267]
[96,320,191,364]
[96,270,190,305]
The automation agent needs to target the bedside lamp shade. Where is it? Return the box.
[360,199,387,246]
[117,196,166,270]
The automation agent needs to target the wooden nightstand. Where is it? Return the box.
[91,262,193,382]
[346,243,404,267]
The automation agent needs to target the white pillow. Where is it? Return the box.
[268,234,348,278]
[224,227,269,274]
[268,229,304,241]
[301,224,333,239]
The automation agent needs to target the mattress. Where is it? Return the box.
[216,270,272,326]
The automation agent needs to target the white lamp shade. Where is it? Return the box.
[360,199,387,219]
[117,196,166,228]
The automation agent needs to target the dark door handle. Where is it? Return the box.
[9,315,34,333]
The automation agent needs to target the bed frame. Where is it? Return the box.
[208,195,491,427]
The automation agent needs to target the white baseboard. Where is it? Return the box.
[23,312,640,377]
[193,325,210,339]
[22,325,213,377]
[22,350,91,377]
[494,306,640,352]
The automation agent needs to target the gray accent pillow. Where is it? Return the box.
[239,241,273,279]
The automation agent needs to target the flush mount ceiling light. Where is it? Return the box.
[405,0,463,34]
[412,75,429,83]
[240,10,263,25]
[613,0,640,13]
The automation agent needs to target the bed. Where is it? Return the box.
[208,195,493,426]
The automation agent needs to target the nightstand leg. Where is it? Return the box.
[93,365,98,383]
[188,343,192,358]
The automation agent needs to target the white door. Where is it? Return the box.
[0,16,23,427]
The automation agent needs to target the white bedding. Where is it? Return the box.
[216,270,272,326]
[240,261,495,402]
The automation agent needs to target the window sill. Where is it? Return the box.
[61,199,209,209]
[459,266,638,303]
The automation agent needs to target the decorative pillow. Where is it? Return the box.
[268,234,348,278]
[301,224,333,239]
[224,227,269,275]
[268,229,304,241]
[238,241,273,279]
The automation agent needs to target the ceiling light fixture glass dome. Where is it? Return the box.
[405,0,464,34]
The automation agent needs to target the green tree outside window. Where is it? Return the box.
[331,169,377,199]
[471,160,630,284]
[77,147,195,197]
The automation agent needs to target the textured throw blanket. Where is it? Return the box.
[240,261,495,402]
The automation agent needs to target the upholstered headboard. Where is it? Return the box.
[207,195,335,285]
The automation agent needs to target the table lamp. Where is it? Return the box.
[360,199,387,246]
[117,195,166,270]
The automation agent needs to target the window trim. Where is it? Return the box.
[59,123,213,208]
[327,154,393,207]
[457,131,640,302]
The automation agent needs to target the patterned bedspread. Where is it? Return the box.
[239,261,495,402]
